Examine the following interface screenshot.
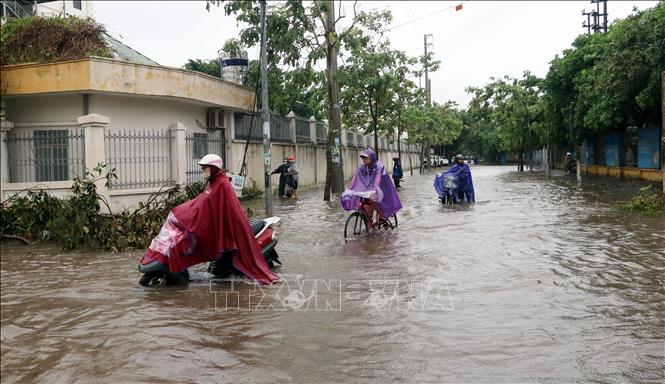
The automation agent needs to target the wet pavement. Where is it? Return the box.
[2,165,664,383]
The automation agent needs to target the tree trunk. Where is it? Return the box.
[545,146,551,179]
[529,151,533,172]
[322,0,344,201]
[661,70,664,192]
[419,140,427,173]
[397,113,402,160]
[576,144,583,184]
[373,119,378,160]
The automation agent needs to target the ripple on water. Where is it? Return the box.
[2,166,664,383]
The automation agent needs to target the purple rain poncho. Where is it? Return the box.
[341,148,402,217]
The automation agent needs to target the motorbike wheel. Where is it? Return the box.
[265,249,282,268]
[344,211,368,239]
[139,272,167,287]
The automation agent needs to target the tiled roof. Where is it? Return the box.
[102,33,159,66]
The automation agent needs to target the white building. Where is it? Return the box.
[1,0,92,21]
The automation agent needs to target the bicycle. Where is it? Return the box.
[343,191,398,239]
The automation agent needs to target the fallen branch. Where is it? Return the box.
[1,233,33,245]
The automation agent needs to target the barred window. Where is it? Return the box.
[192,133,208,159]
[35,130,68,181]
[73,0,82,10]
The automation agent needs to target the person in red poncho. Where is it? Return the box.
[143,154,279,285]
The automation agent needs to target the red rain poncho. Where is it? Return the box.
[148,172,279,284]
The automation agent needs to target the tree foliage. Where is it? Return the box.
[462,4,663,163]
[543,3,664,141]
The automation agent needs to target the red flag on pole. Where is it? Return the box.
[455,4,463,11]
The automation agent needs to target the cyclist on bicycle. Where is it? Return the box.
[341,147,402,225]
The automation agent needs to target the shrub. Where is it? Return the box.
[619,185,665,217]
[0,15,112,65]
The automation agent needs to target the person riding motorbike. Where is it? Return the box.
[433,154,475,204]
[142,154,279,285]
[341,148,402,225]
[562,152,576,174]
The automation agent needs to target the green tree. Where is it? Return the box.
[211,0,364,200]
[468,72,544,171]
[339,9,408,160]
[184,58,221,78]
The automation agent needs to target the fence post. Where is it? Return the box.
[309,116,317,144]
[0,121,13,186]
[78,113,110,203]
[169,122,187,185]
[287,111,297,144]
[340,125,347,148]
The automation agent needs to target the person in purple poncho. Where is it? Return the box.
[341,148,402,224]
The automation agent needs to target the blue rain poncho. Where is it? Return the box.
[433,163,475,203]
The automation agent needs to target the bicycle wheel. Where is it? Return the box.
[380,214,398,230]
[344,211,368,239]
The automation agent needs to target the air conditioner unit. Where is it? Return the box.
[206,109,225,129]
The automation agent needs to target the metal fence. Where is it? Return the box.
[104,128,172,190]
[346,131,355,147]
[234,112,261,141]
[185,132,226,184]
[271,114,292,143]
[295,117,311,143]
[4,127,85,183]
[316,122,327,145]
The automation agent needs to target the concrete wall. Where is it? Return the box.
[231,140,419,193]
[2,58,255,111]
[581,164,663,182]
[91,94,208,134]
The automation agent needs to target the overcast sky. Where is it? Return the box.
[91,0,658,108]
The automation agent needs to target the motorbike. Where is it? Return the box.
[433,167,475,205]
[138,217,282,287]
[436,172,459,204]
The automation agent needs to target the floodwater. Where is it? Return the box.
[2,166,664,383]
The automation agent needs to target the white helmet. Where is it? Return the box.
[198,154,224,170]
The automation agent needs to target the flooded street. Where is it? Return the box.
[2,165,664,383]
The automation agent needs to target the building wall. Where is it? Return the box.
[2,58,255,112]
[5,93,215,137]
[5,94,84,123]
[35,0,93,18]
[90,94,208,134]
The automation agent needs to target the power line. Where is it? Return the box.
[388,1,466,31]
[401,2,425,38]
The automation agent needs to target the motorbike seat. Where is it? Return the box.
[248,218,266,236]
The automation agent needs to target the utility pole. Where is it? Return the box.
[420,34,433,174]
[322,0,345,201]
[582,9,592,34]
[424,34,433,107]
[260,0,273,216]
[582,0,607,34]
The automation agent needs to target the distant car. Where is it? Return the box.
[441,158,449,166]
